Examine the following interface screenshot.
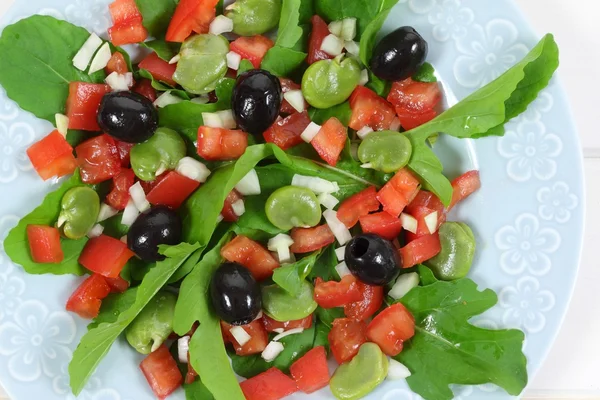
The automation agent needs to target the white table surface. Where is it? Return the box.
[1,0,599,399]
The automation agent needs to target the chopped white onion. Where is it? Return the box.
[191,95,210,104]
[359,69,369,86]
[73,33,103,71]
[229,326,251,346]
[292,174,339,194]
[216,214,224,223]
[87,224,104,238]
[283,90,305,113]
[300,122,321,143]
[272,328,285,334]
[97,203,118,222]
[253,310,264,321]
[169,54,181,64]
[276,246,292,264]
[341,18,357,41]
[129,182,150,212]
[235,169,261,195]
[121,199,140,227]
[231,199,246,217]
[155,163,167,177]
[390,117,402,131]
[202,112,224,128]
[55,113,69,137]
[318,192,339,210]
[400,213,418,234]
[344,40,360,56]
[105,72,134,92]
[268,234,294,264]
[176,157,211,183]
[178,336,190,363]
[387,358,412,380]
[424,211,439,234]
[357,126,374,139]
[361,163,373,169]
[389,272,420,300]
[328,20,343,36]
[154,91,183,108]
[210,15,234,35]
[272,327,305,342]
[226,51,242,70]
[335,246,346,261]
[88,42,112,74]
[261,341,285,362]
[335,261,352,278]
[323,209,352,245]
[217,109,237,129]
[320,34,344,57]
[120,235,127,243]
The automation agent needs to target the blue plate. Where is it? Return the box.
[0,0,585,399]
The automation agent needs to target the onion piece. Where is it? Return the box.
[176,157,211,183]
[229,326,251,346]
[359,69,369,86]
[321,34,344,57]
[177,336,190,364]
[226,51,242,70]
[120,235,127,243]
[191,95,210,104]
[328,20,343,36]
[390,117,401,131]
[261,341,285,362]
[291,174,339,194]
[357,126,373,139]
[169,54,181,64]
[87,224,105,238]
[216,214,224,223]
[387,358,412,380]
[335,261,351,278]
[344,40,360,56]
[424,211,439,234]
[335,246,346,261]
[129,182,150,212]
[105,72,134,92]
[235,169,261,195]
[283,90,305,113]
[268,234,294,264]
[55,114,69,137]
[341,18,357,41]
[88,42,112,74]
[121,199,140,227]
[360,163,373,169]
[73,33,103,71]
[97,203,119,222]
[389,272,419,300]
[400,213,418,234]
[272,328,285,334]
[201,112,224,128]
[318,192,339,210]
[154,91,183,108]
[300,122,321,143]
[210,15,234,35]
[217,110,237,129]
[231,199,245,217]
[323,209,352,245]
[272,327,305,342]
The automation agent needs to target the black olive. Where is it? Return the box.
[370,26,428,82]
[345,234,401,286]
[232,69,282,136]
[211,262,262,325]
[127,206,182,262]
[98,91,158,143]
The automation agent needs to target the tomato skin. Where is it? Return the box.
[145,171,201,209]
[262,315,313,332]
[406,190,445,216]
[108,0,148,46]
[290,225,336,254]
[27,130,77,181]
[336,186,380,228]
[230,35,275,69]
[388,78,441,131]
[115,140,134,167]
[377,168,420,217]
[328,318,368,364]
[221,320,269,356]
[79,235,135,278]
[314,276,362,309]
[185,351,198,384]
[395,107,437,131]
[66,274,111,319]
[106,169,135,211]
[133,78,158,102]
[221,190,244,222]
[26,225,63,263]
[344,282,384,321]
[359,211,403,241]
[166,0,219,42]
[366,303,415,356]
[109,0,141,24]
[241,367,299,400]
[105,52,130,75]
[138,52,178,87]
[197,126,248,161]
[140,345,184,400]
[311,117,347,166]
[263,112,311,150]
[75,134,122,184]
[105,275,130,293]
[221,236,280,281]
[290,346,330,394]
[308,15,333,65]
[349,85,396,131]
[448,170,481,210]
[66,82,111,131]
[280,78,305,114]
[399,233,441,268]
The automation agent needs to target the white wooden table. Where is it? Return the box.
[1,0,599,399]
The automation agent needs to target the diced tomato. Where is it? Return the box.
[26,225,63,263]
[448,170,481,211]
[105,275,130,293]
[366,303,415,356]
[263,112,311,150]
[344,282,383,321]
[359,211,403,241]
[399,233,441,268]
[230,35,275,69]
[404,205,441,242]
[349,85,396,131]
[197,126,248,161]
[146,171,201,209]
[166,0,219,43]
[388,78,441,131]
[262,315,313,332]
[109,0,141,25]
[133,79,158,102]
[221,320,269,356]
[308,15,333,65]
[314,275,362,309]
[105,52,129,75]
[114,140,134,167]
[328,318,368,364]
[240,367,299,400]
[66,82,110,131]
[395,107,438,131]
[138,53,178,87]
[26,130,77,181]
[311,117,347,166]
[75,134,122,184]
[280,78,306,114]
[106,169,135,210]
[221,190,244,222]
[290,346,330,394]
[336,187,380,228]
[140,345,183,400]
[66,274,111,319]
[376,168,420,217]
[79,235,135,278]
[406,190,445,216]
[108,21,148,47]
[290,225,335,254]
[221,236,280,281]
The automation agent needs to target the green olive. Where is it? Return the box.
[302,57,361,109]
[425,222,476,280]
[226,0,282,36]
[125,291,177,354]
[358,131,412,173]
[173,34,229,94]
[130,127,186,182]
[265,186,322,231]
[262,280,317,321]
[330,343,389,400]
[57,187,100,239]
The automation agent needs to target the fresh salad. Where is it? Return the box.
[0,0,559,399]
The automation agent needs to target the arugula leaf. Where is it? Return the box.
[298,0,315,24]
[140,40,181,61]
[261,47,307,77]
[238,59,255,75]
[88,288,139,330]
[313,319,331,352]
[138,69,190,99]
[315,0,385,39]
[366,72,391,97]
[413,62,437,83]
[276,0,304,48]
[315,306,345,328]
[358,0,399,67]
[134,0,178,39]
[168,247,205,283]
[69,242,200,395]
[272,251,321,295]
[397,275,527,400]
[308,102,352,126]
[185,379,215,400]
[0,16,106,124]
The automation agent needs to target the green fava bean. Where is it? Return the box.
[358,131,412,173]
[125,291,177,354]
[330,343,389,400]
[226,0,282,36]
[426,222,476,280]
[173,34,229,94]
[130,127,186,182]
[302,57,361,109]
[57,187,100,240]
[265,186,322,231]
[262,280,317,321]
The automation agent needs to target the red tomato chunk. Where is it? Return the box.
[344,281,383,321]
[336,186,380,228]
[349,85,396,132]
[308,15,333,65]
[314,275,362,309]
[108,0,148,46]
[230,35,275,69]
[145,171,201,209]
[66,82,110,131]
[388,78,442,131]
[279,78,306,114]
[221,320,268,356]
[79,234,134,278]
[221,190,244,222]
[106,169,135,211]
[66,274,111,319]
[140,345,183,400]
[197,126,248,161]
[328,318,367,364]
[359,211,403,241]
[166,0,219,43]
[311,117,347,166]
[105,52,130,75]
[399,233,441,268]
[264,112,311,150]
[26,225,63,263]
[138,52,178,87]
[448,170,481,211]
[27,130,77,181]
[241,367,298,400]
[290,346,330,393]
[262,315,313,332]
[366,303,415,356]
[377,168,420,217]
[221,235,280,281]
[290,225,336,254]
[76,134,122,184]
